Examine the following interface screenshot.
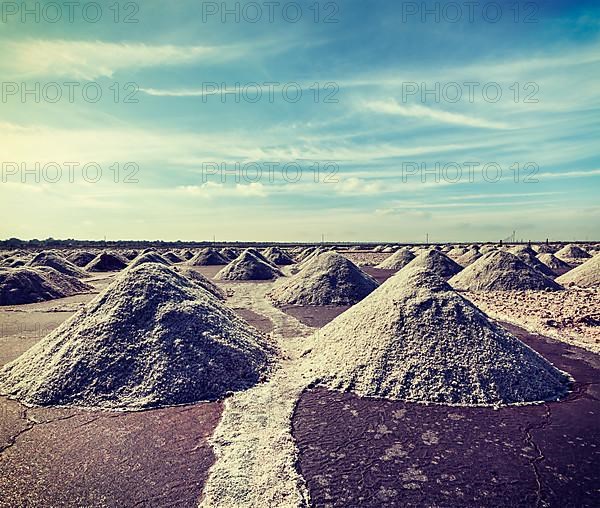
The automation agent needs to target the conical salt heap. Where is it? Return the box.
[268,252,379,306]
[513,251,556,277]
[68,251,97,267]
[509,245,538,257]
[536,253,572,272]
[307,267,570,406]
[163,251,183,263]
[455,248,482,267]
[86,252,129,272]
[127,251,171,270]
[0,263,276,409]
[376,248,415,270]
[536,244,557,254]
[177,266,225,300]
[219,248,239,261]
[262,246,295,265]
[0,267,93,306]
[556,255,600,288]
[449,250,563,291]
[403,249,462,279]
[187,248,228,266]
[556,244,591,260]
[27,251,88,278]
[215,250,283,281]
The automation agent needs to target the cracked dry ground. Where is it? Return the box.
[292,321,600,508]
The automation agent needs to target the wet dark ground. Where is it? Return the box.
[292,323,600,508]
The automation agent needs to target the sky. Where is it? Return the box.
[0,0,599,243]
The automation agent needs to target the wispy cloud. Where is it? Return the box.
[0,39,241,80]
[362,99,510,130]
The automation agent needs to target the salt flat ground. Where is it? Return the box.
[0,257,598,507]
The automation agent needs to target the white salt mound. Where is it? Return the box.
[164,251,183,263]
[187,248,228,266]
[403,249,462,279]
[86,252,129,272]
[376,248,415,269]
[308,267,570,406]
[127,251,171,270]
[262,247,295,265]
[68,251,97,267]
[0,267,93,306]
[27,251,88,278]
[455,248,482,267]
[556,255,600,288]
[268,251,379,306]
[536,253,572,271]
[449,251,563,291]
[514,251,556,277]
[509,245,538,257]
[216,251,283,281]
[0,263,276,408]
[177,266,226,300]
[536,244,557,254]
[556,244,591,259]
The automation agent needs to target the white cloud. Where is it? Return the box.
[362,99,510,130]
[0,39,232,80]
[176,182,268,198]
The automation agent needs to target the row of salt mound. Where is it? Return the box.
[307,266,570,406]
[27,251,88,278]
[449,251,563,291]
[375,247,415,270]
[215,250,283,281]
[268,252,379,306]
[556,254,600,288]
[0,267,93,305]
[0,263,276,409]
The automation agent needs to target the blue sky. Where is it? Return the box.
[0,0,599,242]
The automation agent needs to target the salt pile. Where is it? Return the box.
[67,251,97,267]
[536,253,572,272]
[376,247,415,269]
[449,251,563,291]
[510,245,538,257]
[216,250,283,281]
[163,251,183,263]
[403,249,462,279]
[308,267,570,406]
[556,255,600,288]
[556,244,591,259]
[262,247,295,265]
[0,263,276,409]
[220,248,239,261]
[187,248,228,266]
[268,251,379,306]
[455,248,482,267]
[447,246,468,259]
[180,249,194,260]
[0,267,92,305]
[85,252,129,272]
[27,251,88,278]
[177,266,225,300]
[123,250,139,260]
[513,251,556,277]
[127,251,171,270]
[536,244,557,254]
